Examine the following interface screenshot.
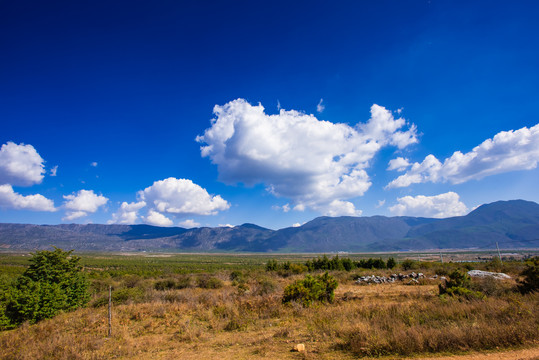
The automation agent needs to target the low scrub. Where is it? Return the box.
[282,272,337,307]
[339,295,538,357]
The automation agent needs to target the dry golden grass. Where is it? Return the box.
[1,273,538,360]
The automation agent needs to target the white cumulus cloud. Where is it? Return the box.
[63,189,108,220]
[108,201,146,224]
[389,192,468,218]
[139,177,230,216]
[144,209,174,226]
[179,219,200,228]
[197,99,417,215]
[0,142,45,186]
[0,184,56,212]
[387,157,411,171]
[314,199,363,217]
[387,123,539,188]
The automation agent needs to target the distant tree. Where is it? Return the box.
[401,259,416,271]
[4,247,89,326]
[386,257,396,269]
[341,257,354,271]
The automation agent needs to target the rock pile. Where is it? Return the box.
[355,272,425,284]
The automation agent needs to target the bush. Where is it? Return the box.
[155,279,177,291]
[277,263,308,277]
[517,257,539,294]
[230,270,244,281]
[439,269,484,299]
[254,278,277,296]
[282,272,338,307]
[386,257,396,269]
[265,259,279,271]
[196,275,223,289]
[401,259,417,271]
[3,248,89,327]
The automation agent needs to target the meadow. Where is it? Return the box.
[0,251,538,359]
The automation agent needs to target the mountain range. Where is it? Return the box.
[1,200,538,252]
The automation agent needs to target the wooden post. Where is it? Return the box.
[440,252,443,264]
[108,285,112,337]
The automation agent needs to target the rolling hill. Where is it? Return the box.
[0,200,538,252]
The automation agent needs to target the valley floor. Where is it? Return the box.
[1,282,538,360]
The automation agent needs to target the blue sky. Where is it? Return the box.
[1,0,538,229]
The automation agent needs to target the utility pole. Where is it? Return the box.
[440,251,443,264]
[496,242,503,265]
[108,286,112,337]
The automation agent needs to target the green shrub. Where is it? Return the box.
[517,257,539,294]
[439,269,483,299]
[176,275,192,289]
[401,259,417,271]
[386,257,396,269]
[196,275,223,289]
[441,286,485,300]
[282,272,338,307]
[265,259,279,271]
[230,270,244,281]
[444,269,471,289]
[112,287,145,304]
[277,263,308,277]
[155,279,177,291]
[3,248,89,326]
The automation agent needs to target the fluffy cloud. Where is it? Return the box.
[106,178,229,226]
[387,124,539,188]
[108,201,146,224]
[387,157,411,171]
[317,98,325,113]
[0,184,56,212]
[144,209,173,226]
[197,99,417,215]
[139,177,230,216]
[178,219,201,228]
[389,192,468,218]
[313,199,363,217]
[0,142,45,186]
[50,165,58,177]
[63,189,108,220]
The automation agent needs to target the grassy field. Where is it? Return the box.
[0,251,538,359]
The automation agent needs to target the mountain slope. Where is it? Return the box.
[0,200,538,252]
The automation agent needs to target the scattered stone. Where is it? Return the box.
[355,272,424,285]
[467,270,511,280]
[293,343,305,352]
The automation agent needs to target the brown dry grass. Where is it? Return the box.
[1,273,538,360]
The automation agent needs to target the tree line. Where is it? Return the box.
[266,255,397,272]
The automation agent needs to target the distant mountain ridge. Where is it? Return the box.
[1,200,538,252]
